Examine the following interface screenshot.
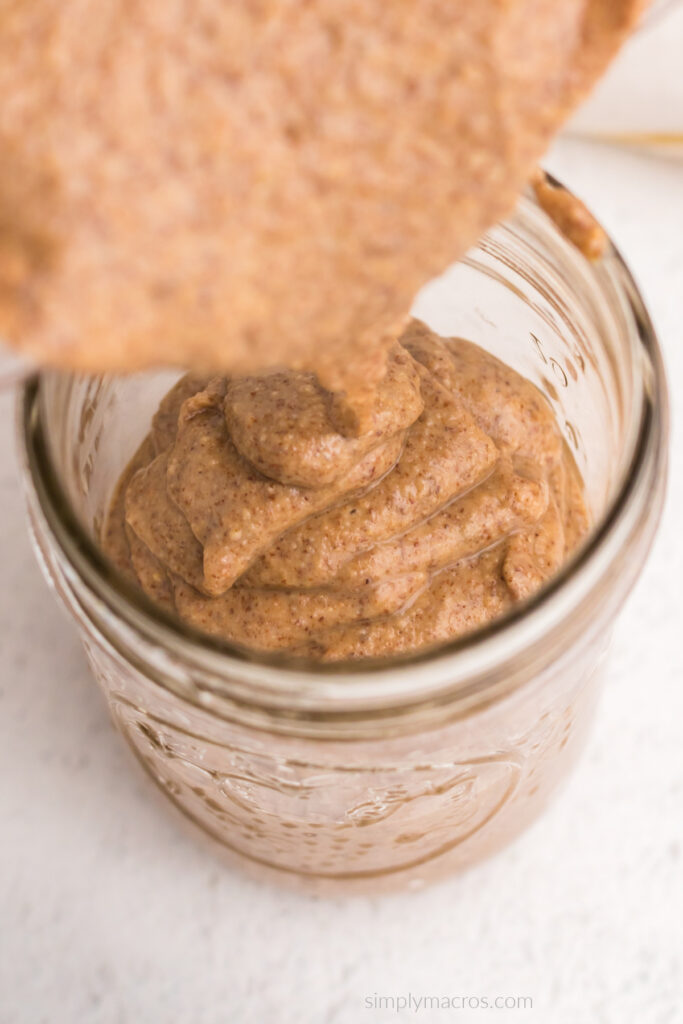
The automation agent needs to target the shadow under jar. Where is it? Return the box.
[17,184,668,892]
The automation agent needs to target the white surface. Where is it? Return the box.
[569,3,683,136]
[1,139,682,1024]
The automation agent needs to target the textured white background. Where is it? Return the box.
[0,136,682,1024]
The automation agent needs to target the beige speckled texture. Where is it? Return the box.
[103,322,589,659]
[0,0,643,423]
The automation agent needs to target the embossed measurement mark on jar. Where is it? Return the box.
[530,332,569,388]
[474,306,498,329]
[530,332,585,457]
[531,331,586,377]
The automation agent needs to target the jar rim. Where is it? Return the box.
[17,183,669,718]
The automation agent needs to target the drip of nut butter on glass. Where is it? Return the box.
[0,0,645,658]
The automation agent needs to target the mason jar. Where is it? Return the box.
[16,182,669,892]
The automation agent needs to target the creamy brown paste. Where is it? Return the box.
[531,169,607,261]
[0,1,643,427]
[103,321,589,660]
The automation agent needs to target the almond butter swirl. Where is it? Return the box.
[103,322,589,659]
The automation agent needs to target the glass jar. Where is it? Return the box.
[17,184,668,892]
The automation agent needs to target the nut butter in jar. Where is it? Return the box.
[18,184,668,891]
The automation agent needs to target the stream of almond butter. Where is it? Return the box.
[1,0,644,657]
